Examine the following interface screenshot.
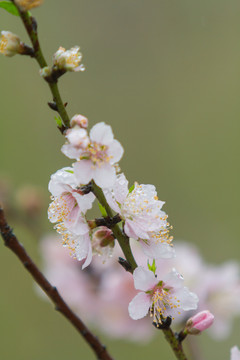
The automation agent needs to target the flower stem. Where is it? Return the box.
[13,2,70,128]
[162,328,189,360]
[91,182,137,273]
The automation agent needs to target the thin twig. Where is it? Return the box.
[0,207,113,360]
[162,328,188,360]
[12,0,70,128]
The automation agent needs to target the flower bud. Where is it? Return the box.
[15,0,43,11]
[0,31,21,57]
[39,66,52,78]
[93,227,115,247]
[53,46,85,72]
[70,114,88,129]
[186,310,214,335]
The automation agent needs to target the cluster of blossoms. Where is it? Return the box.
[40,236,240,342]
[47,114,201,326]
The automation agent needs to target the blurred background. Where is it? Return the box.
[1,0,240,359]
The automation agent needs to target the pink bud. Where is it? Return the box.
[186,310,214,335]
[70,114,88,128]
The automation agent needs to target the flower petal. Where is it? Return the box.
[73,160,94,186]
[140,240,176,259]
[73,192,95,213]
[108,139,124,164]
[90,122,114,145]
[163,268,184,289]
[93,163,116,188]
[49,167,76,196]
[124,220,149,240]
[128,292,151,320]
[175,287,199,311]
[133,266,157,291]
[75,233,92,267]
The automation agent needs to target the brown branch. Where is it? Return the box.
[0,207,113,360]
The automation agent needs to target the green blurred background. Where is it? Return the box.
[1,0,240,359]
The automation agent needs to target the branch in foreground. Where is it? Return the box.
[0,207,113,360]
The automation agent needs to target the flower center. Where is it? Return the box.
[48,194,75,223]
[67,53,81,67]
[121,184,165,224]
[149,284,181,325]
[81,142,111,167]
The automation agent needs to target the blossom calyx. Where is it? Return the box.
[186,310,214,335]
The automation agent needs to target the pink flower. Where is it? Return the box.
[128,266,198,325]
[186,310,214,334]
[48,167,95,234]
[104,173,175,258]
[73,122,124,188]
[231,347,240,360]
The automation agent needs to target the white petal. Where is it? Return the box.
[65,209,89,235]
[124,220,141,240]
[104,189,121,213]
[163,268,184,289]
[61,144,83,160]
[128,292,151,320]
[231,347,240,360]
[140,240,176,259]
[75,233,91,265]
[90,122,114,145]
[73,192,95,213]
[175,287,199,311]
[93,163,116,188]
[48,167,76,196]
[124,220,149,240]
[73,160,94,186]
[82,244,93,269]
[133,266,157,291]
[113,173,129,204]
[108,139,124,164]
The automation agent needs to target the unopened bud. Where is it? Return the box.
[186,310,214,335]
[92,226,115,247]
[15,0,43,11]
[70,114,88,129]
[0,31,21,57]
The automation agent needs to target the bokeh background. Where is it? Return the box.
[1,0,240,359]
